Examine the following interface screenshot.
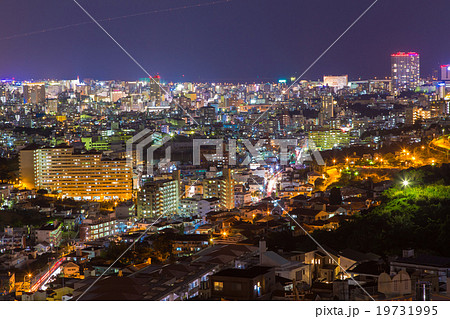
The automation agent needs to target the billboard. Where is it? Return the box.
[323,75,348,90]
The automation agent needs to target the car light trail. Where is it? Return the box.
[29,257,66,293]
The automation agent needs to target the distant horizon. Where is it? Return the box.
[0,71,437,84]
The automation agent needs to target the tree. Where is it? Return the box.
[308,165,450,256]
[153,235,173,261]
[329,187,342,205]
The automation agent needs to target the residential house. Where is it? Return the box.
[210,266,275,300]
[35,222,62,248]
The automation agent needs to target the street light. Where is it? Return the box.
[402,180,409,187]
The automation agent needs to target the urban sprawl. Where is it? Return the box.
[0,53,450,301]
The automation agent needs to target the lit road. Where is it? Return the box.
[266,170,281,197]
[29,257,66,292]
[431,136,450,153]
[319,167,340,191]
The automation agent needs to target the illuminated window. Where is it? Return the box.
[214,281,223,291]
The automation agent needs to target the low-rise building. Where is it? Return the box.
[80,215,117,242]
[35,222,62,248]
[62,261,80,277]
[210,266,275,300]
[172,235,210,256]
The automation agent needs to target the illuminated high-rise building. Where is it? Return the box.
[203,168,235,210]
[391,52,420,94]
[220,168,235,210]
[318,94,334,126]
[149,75,162,105]
[203,179,220,199]
[23,83,46,104]
[19,145,132,201]
[321,94,334,119]
[441,64,450,82]
[136,171,180,219]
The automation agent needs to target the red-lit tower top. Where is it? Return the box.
[391,52,419,57]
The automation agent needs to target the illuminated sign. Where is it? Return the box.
[278,79,287,84]
[323,75,348,90]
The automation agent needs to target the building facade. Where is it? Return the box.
[23,83,46,105]
[391,52,420,94]
[35,222,62,247]
[137,173,180,218]
[441,64,450,81]
[80,216,117,241]
[19,145,132,201]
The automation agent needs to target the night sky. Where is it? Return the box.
[0,0,449,82]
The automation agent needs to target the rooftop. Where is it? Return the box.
[212,266,273,279]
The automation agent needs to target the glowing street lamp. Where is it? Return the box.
[402,180,409,187]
